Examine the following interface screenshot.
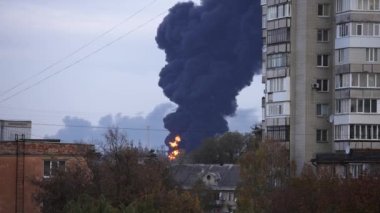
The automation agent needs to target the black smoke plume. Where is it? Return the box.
[156,0,261,152]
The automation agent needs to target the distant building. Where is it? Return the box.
[0,139,94,213]
[0,120,32,141]
[171,164,240,213]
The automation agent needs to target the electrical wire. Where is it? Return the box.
[0,0,157,98]
[33,122,168,132]
[0,10,167,104]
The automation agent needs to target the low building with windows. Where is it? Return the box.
[171,164,240,213]
[0,139,94,213]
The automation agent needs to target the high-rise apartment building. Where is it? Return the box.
[261,0,380,174]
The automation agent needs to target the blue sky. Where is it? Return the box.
[0,0,263,149]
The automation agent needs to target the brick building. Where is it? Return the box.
[0,139,94,213]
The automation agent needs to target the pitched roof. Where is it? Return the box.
[170,164,240,191]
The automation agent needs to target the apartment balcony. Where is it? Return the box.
[335,36,380,49]
[334,114,380,125]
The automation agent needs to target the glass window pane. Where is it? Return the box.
[365,99,371,112]
[352,73,359,86]
[356,125,360,139]
[323,80,328,91]
[368,125,372,139]
[350,125,355,139]
[358,99,363,112]
[372,99,377,113]
[374,125,378,139]
[44,161,50,177]
[351,99,357,112]
[361,125,366,139]
[360,74,367,87]
[369,73,376,87]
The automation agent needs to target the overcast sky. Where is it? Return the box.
[0,0,264,149]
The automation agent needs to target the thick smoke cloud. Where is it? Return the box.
[156,0,261,151]
[48,103,176,149]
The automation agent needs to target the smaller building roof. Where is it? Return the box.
[170,164,240,191]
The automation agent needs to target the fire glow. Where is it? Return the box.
[168,135,181,160]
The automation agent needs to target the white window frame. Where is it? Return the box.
[44,160,66,178]
[316,103,329,116]
[317,3,330,17]
[316,79,329,92]
[316,129,328,142]
[317,29,329,42]
[366,48,378,62]
[317,54,329,67]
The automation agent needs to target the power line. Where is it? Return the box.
[0,10,167,104]
[0,0,157,98]
[33,122,168,132]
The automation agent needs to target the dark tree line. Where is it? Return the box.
[237,139,380,213]
[33,128,201,213]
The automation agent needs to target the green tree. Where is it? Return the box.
[237,139,290,213]
[33,160,93,213]
[190,132,248,164]
[64,194,118,213]
[33,127,202,213]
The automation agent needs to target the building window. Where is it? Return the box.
[337,23,349,37]
[336,0,350,12]
[262,15,267,29]
[335,125,350,140]
[336,99,350,113]
[369,73,376,87]
[316,79,329,92]
[317,54,329,67]
[317,4,330,16]
[267,3,291,20]
[268,77,285,92]
[350,164,363,179]
[356,24,363,36]
[267,125,290,141]
[351,73,380,88]
[350,99,377,113]
[267,53,288,68]
[355,0,380,10]
[267,28,290,44]
[317,29,329,42]
[375,23,380,36]
[366,48,378,62]
[268,103,283,116]
[44,160,65,178]
[350,124,380,140]
[337,49,345,63]
[316,129,328,142]
[335,73,350,88]
[316,104,329,116]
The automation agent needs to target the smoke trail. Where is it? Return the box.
[156,0,261,152]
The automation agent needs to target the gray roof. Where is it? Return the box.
[170,164,240,191]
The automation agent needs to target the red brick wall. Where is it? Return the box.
[0,141,93,213]
[0,157,16,213]
[0,141,92,156]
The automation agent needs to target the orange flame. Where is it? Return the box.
[168,135,181,160]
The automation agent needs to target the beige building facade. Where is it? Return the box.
[261,0,380,174]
